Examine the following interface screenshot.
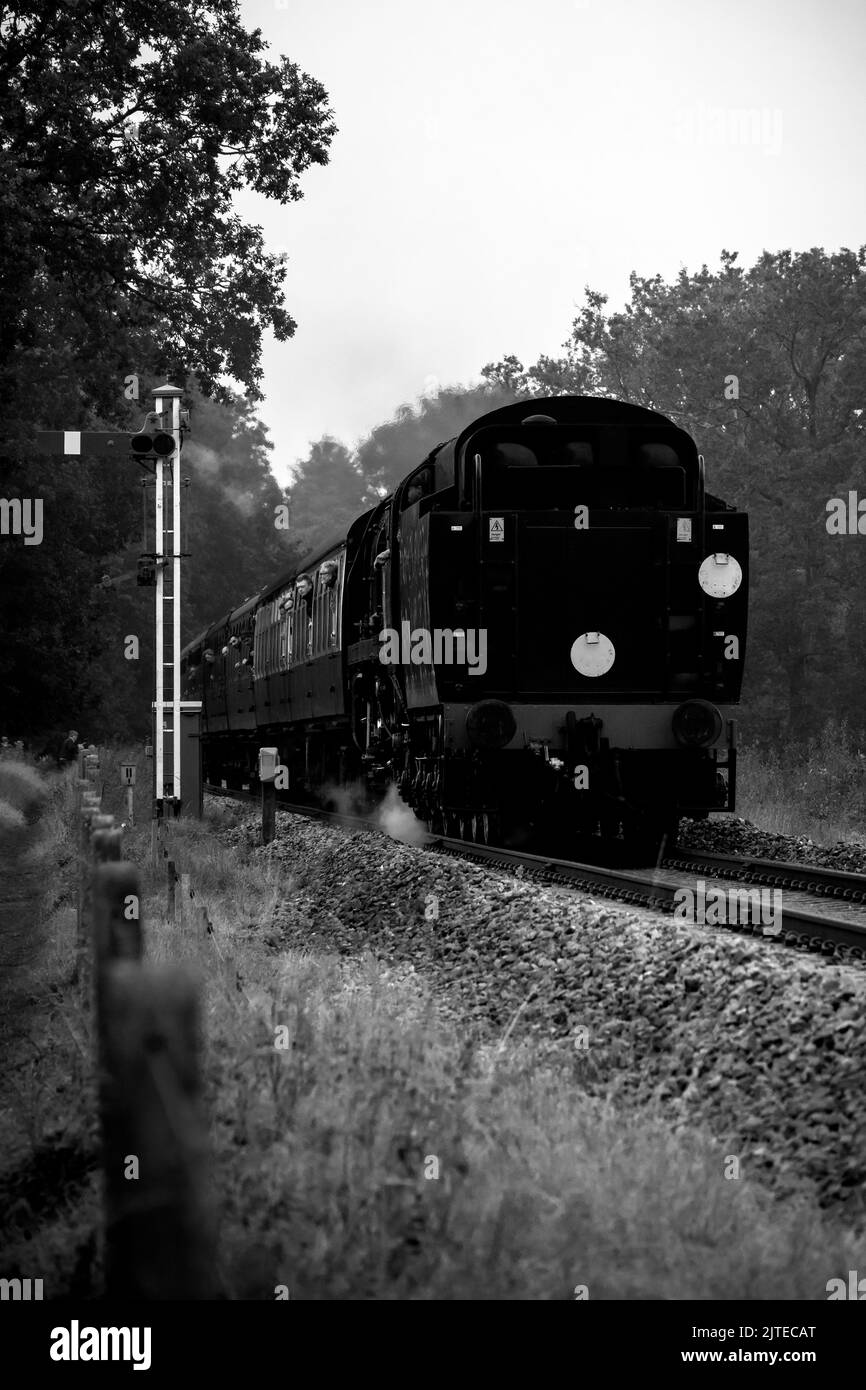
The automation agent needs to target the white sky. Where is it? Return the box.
[234,0,866,486]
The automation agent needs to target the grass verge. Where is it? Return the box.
[735,721,866,843]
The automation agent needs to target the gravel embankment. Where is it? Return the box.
[218,804,866,1215]
[679,815,866,874]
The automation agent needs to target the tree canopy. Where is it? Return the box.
[0,0,336,437]
[0,1,333,741]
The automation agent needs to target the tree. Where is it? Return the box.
[0,448,141,740]
[0,2,334,740]
[354,382,519,498]
[180,386,302,637]
[287,438,370,560]
[0,0,337,435]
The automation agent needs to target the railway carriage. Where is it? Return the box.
[181,395,748,855]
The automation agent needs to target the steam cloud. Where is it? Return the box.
[375,784,429,846]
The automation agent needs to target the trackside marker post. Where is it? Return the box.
[167,859,177,919]
[259,746,278,845]
[121,762,136,826]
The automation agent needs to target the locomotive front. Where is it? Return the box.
[396,396,748,852]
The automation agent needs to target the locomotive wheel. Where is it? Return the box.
[471,812,488,844]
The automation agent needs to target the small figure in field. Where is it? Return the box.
[39,729,79,765]
[59,729,80,764]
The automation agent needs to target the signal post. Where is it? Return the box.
[34,388,203,830]
[130,386,201,828]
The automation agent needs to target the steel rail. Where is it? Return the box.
[203,784,866,960]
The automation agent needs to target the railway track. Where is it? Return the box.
[204,783,866,961]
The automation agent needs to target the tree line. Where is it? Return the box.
[0,0,334,740]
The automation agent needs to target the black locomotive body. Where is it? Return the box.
[182,396,748,851]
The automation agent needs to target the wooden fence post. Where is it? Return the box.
[78,814,115,999]
[92,826,122,864]
[167,859,176,920]
[100,961,215,1298]
[92,861,142,1037]
[74,798,101,984]
[261,779,276,846]
[93,861,142,975]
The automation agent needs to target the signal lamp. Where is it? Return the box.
[130,431,178,456]
[672,699,723,748]
[152,431,176,456]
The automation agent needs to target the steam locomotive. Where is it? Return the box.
[181,395,748,856]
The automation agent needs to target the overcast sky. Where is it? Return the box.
[235,0,866,487]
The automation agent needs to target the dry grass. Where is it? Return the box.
[1,748,864,1299]
[736,721,866,844]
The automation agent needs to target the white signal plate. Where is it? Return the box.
[698,553,742,598]
[570,632,615,677]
